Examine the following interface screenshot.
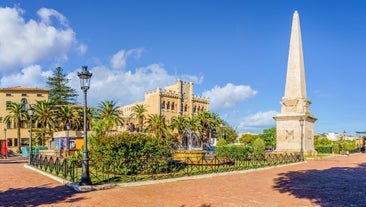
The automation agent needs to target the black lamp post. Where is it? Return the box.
[3,129,7,159]
[299,117,304,161]
[78,65,92,185]
[343,130,347,155]
[26,104,34,165]
[66,122,70,157]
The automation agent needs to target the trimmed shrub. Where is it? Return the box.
[89,132,172,174]
[333,144,340,154]
[216,138,227,146]
[252,138,265,159]
[315,145,333,154]
[345,142,356,151]
[215,145,251,159]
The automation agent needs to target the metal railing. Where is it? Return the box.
[30,152,301,185]
[31,155,78,183]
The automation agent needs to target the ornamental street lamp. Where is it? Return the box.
[299,117,304,161]
[26,104,34,165]
[3,129,7,159]
[78,65,92,185]
[343,130,347,155]
[66,122,70,157]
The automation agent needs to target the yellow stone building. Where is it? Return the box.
[0,86,49,152]
[119,79,209,130]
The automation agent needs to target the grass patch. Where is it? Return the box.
[304,153,334,159]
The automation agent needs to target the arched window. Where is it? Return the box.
[167,101,170,110]
[161,101,165,109]
[21,98,27,111]
[184,104,188,112]
[193,106,197,113]
[171,102,175,110]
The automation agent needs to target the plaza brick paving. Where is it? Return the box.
[1,154,366,207]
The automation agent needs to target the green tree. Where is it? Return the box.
[186,116,202,135]
[130,104,147,132]
[239,133,259,146]
[4,102,28,152]
[55,105,81,131]
[91,118,114,138]
[196,111,222,147]
[216,138,227,146]
[33,100,57,145]
[146,114,169,138]
[77,107,96,131]
[314,133,331,146]
[259,127,276,148]
[47,66,78,105]
[252,138,265,158]
[97,100,124,130]
[170,115,188,144]
[219,125,238,144]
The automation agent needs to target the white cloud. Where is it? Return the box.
[85,47,203,106]
[237,110,278,133]
[77,44,87,55]
[69,60,194,106]
[110,48,144,70]
[181,74,204,84]
[203,83,257,111]
[0,6,77,72]
[0,65,52,87]
[0,49,203,108]
[37,8,68,26]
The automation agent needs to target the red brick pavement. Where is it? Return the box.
[1,154,366,207]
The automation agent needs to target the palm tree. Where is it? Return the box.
[146,114,169,138]
[182,116,202,147]
[196,111,223,147]
[77,107,97,131]
[130,104,147,132]
[97,100,124,130]
[56,105,81,130]
[170,115,188,144]
[186,116,202,135]
[33,100,57,146]
[4,102,28,152]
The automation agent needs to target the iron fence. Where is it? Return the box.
[346,148,362,154]
[30,152,301,185]
[31,155,78,183]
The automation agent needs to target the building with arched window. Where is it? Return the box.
[0,86,49,152]
[118,80,209,131]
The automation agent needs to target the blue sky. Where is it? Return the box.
[0,1,365,135]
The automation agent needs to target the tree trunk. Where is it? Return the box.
[17,123,21,153]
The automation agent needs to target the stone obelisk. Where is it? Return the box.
[274,10,317,154]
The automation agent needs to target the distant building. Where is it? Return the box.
[355,136,365,148]
[0,86,49,152]
[118,79,209,131]
[326,132,354,141]
[326,132,339,141]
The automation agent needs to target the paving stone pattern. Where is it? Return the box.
[1,154,366,207]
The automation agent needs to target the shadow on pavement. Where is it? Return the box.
[273,163,366,207]
[0,184,84,206]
